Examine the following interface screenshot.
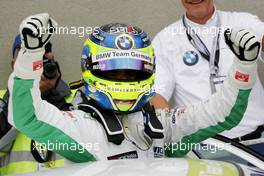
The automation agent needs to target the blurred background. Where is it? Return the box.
[0,0,264,88]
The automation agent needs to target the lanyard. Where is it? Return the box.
[182,13,221,93]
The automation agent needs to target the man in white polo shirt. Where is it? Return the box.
[151,0,264,155]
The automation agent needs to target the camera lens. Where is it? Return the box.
[43,62,58,79]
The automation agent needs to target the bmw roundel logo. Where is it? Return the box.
[183,51,199,66]
[115,34,134,50]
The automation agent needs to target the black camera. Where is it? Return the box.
[0,98,11,139]
[43,56,60,80]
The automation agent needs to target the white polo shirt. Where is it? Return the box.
[153,10,264,138]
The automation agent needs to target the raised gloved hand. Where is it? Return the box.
[224,28,260,62]
[20,13,57,51]
[224,28,260,90]
[14,13,57,79]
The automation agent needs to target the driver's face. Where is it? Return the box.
[106,70,137,81]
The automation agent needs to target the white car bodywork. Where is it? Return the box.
[14,158,264,176]
[12,136,264,176]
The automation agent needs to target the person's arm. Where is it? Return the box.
[162,28,260,157]
[150,93,170,109]
[150,30,176,109]
[8,14,102,162]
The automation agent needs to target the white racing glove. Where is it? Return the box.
[14,13,57,79]
[224,28,260,62]
[224,28,260,90]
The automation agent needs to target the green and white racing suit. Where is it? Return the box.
[7,48,256,163]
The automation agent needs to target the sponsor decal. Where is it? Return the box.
[92,64,106,70]
[115,34,134,50]
[107,151,138,160]
[144,64,153,71]
[110,25,139,35]
[33,60,43,71]
[82,45,90,58]
[88,85,97,93]
[171,108,186,124]
[153,147,164,158]
[92,50,154,63]
[235,71,249,82]
[176,108,186,116]
[183,51,199,66]
[92,31,104,41]
[142,36,150,43]
[127,25,135,33]
[171,109,177,124]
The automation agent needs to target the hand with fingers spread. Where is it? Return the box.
[224,28,261,62]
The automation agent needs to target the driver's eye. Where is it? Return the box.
[107,71,136,80]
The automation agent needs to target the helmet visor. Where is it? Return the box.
[92,69,151,82]
[90,50,154,82]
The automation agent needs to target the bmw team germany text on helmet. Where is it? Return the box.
[81,23,155,112]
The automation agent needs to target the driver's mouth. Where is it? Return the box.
[186,0,204,4]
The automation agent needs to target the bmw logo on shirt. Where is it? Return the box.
[115,34,134,50]
[183,51,199,66]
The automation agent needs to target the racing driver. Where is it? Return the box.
[8,13,260,162]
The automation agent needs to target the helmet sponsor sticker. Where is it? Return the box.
[92,64,106,70]
[88,85,97,93]
[183,51,199,66]
[92,50,154,63]
[92,31,105,41]
[109,25,141,35]
[115,34,134,50]
[144,64,154,71]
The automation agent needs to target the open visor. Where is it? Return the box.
[90,50,155,81]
